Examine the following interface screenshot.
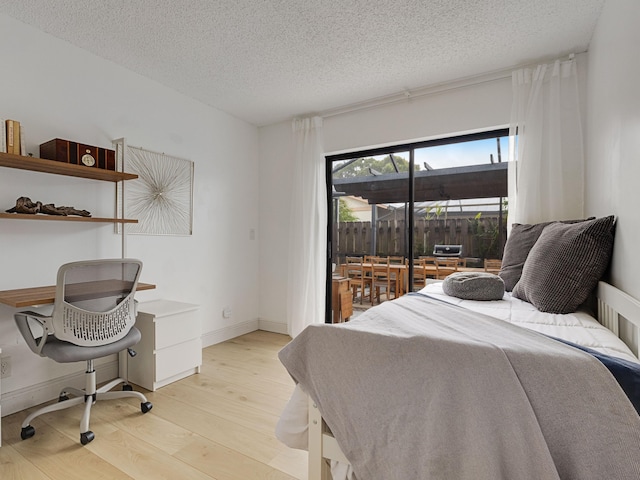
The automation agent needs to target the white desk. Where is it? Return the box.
[0,282,156,308]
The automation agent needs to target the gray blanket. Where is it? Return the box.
[279,294,640,480]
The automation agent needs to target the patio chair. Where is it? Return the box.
[388,256,405,264]
[345,256,371,304]
[435,257,459,279]
[411,258,429,291]
[484,258,502,274]
[371,257,397,304]
[420,256,440,279]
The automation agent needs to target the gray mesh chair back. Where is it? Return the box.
[53,259,141,346]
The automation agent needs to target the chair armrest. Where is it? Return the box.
[14,310,53,356]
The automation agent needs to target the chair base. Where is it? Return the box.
[20,360,152,445]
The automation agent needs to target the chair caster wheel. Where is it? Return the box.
[122,384,133,391]
[21,425,35,440]
[141,401,153,413]
[80,431,95,445]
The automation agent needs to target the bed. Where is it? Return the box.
[277,216,640,480]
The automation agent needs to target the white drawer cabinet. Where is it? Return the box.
[128,300,201,391]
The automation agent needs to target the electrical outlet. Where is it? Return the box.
[1,355,11,378]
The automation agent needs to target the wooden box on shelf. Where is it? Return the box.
[40,138,116,170]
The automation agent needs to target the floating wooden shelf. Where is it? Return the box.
[0,150,138,223]
[0,213,137,223]
[0,151,137,182]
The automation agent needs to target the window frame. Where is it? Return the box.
[325,127,509,323]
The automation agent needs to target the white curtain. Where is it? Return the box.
[286,116,327,338]
[509,57,584,225]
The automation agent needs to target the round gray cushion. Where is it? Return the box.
[442,272,505,301]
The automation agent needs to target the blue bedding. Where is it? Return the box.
[551,336,640,415]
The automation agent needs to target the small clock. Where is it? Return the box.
[81,150,96,167]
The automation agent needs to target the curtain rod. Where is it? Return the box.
[320,69,512,119]
[318,52,582,120]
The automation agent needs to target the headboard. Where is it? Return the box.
[597,281,640,358]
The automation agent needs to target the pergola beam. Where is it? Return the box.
[333,163,507,204]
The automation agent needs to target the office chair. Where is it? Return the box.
[13,259,153,445]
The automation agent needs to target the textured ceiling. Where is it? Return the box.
[0,0,605,126]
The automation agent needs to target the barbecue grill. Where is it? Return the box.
[433,245,463,257]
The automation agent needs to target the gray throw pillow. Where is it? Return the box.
[442,272,505,301]
[499,217,594,291]
[512,215,616,314]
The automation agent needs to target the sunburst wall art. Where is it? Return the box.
[124,146,193,235]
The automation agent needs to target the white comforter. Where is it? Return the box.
[420,283,638,362]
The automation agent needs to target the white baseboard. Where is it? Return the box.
[1,361,118,417]
[201,319,260,348]
[200,318,288,347]
[258,318,288,335]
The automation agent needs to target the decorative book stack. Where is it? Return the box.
[1,118,25,155]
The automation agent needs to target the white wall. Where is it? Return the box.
[0,14,260,414]
[584,0,640,300]
[258,76,513,332]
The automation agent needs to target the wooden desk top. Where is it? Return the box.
[0,282,156,308]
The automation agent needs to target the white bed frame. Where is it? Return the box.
[307,281,640,480]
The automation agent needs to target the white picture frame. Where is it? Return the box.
[117,144,194,236]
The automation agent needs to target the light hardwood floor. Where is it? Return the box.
[0,330,307,479]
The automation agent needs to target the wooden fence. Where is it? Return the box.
[334,215,505,266]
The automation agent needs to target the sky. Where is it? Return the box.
[332,136,509,173]
[416,137,508,169]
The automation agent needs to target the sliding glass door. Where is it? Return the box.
[326,128,509,323]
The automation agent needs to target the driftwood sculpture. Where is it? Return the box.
[6,196,91,217]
